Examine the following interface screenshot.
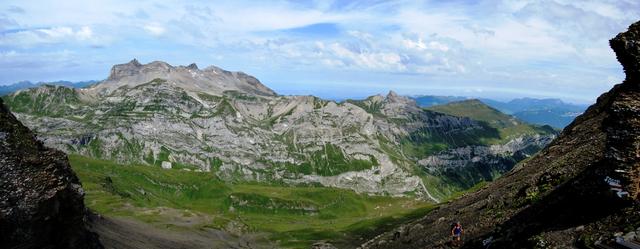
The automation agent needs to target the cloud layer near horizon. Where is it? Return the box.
[1,0,639,103]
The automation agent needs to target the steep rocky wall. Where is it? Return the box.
[0,97,102,249]
[608,21,640,201]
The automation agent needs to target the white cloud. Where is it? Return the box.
[403,38,449,52]
[403,37,427,50]
[39,26,73,37]
[76,26,93,40]
[143,23,166,36]
[0,0,637,101]
[346,30,373,41]
[0,26,98,47]
[326,42,406,71]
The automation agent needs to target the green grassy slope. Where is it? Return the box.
[417,100,557,199]
[70,155,433,248]
[427,99,556,143]
[427,99,516,127]
[3,85,82,117]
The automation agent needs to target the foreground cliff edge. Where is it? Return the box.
[360,20,640,249]
[0,97,103,248]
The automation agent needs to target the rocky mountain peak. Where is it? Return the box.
[377,91,421,118]
[386,90,399,98]
[610,21,640,81]
[187,63,198,70]
[605,21,640,201]
[130,58,141,66]
[384,90,418,107]
[108,58,144,80]
[147,60,173,70]
[95,59,277,96]
[106,59,176,82]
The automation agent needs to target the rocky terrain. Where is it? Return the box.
[419,134,554,188]
[90,215,274,249]
[2,59,555,201]
[0,97,103,249]
[360,20,640,249]
[424,99,557,189]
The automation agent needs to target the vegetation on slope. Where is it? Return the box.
[407,100,558,199]
[271,143,378,177]
[427,99,556,143]
[345,96,385,116]
[3,79,555,204]
[2,85,82,117]
[70,155,433,248]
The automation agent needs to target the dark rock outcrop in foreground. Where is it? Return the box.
[361,21,640,249]
[0,97,102,248]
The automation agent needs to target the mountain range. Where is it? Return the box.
[1,80,587,130]
[2,59,555,202]
[413,95,589,128]
[0,80,97,96]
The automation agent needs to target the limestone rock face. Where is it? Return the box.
[97,59,276,97]
[161,161,172,169]
[0,98,103,249]
[3,61,555,202]
[419,135,554,172]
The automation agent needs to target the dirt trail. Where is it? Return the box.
[89,214,276,249]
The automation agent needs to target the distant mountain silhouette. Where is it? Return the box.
[414,95,588,128]
[0,80,97,96]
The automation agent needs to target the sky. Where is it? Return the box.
[1,0,639,103]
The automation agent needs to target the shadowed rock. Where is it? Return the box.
[0,97,103,249]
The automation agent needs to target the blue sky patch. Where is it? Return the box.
[0,0,637,103]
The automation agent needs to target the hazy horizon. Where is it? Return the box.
[0,66,593,105]
[1,1,639,104]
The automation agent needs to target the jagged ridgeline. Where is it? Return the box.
[2,59,556,200]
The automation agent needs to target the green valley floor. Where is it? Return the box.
[70,155,435,248]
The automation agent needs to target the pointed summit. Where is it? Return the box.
[128,58,142,67]
[379,90,420,117]
[187,63,198,70]
[384,90,415,105]
[385,90,402,102]
[108,58,143,80]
